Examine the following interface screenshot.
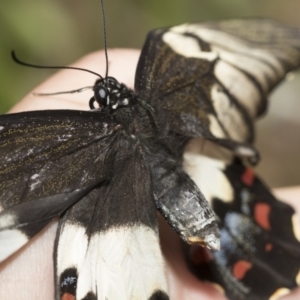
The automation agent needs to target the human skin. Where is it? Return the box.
[0,49,299,300]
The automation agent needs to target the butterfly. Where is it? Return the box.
[0,18,300,300]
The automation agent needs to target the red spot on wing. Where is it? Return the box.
[242,168,254,186]
[254,203,271,230]
[189,245,213,265]
[61,293,75,300]
[232,260,252,280]
[265,243,273,252]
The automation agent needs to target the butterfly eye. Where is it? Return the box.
[94,86,109,107]
[99,88,107,99]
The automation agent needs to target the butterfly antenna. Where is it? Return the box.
[100,0,109,78]
[11,50,103,79]
[33,86,94,97]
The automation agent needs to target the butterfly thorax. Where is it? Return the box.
[90,76,164,142]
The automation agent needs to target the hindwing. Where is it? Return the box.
[183,139,300,299]
[55,138,169,300]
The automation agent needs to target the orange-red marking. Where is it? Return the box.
[61,293,75,300]
[254,203,271,230]
[232,260,252,280]
[265,243,273,252]
[241,168,254,186]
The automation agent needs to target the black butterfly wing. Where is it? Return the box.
[183,140,300,299]
[0,110,120,262]
[135,19,300,158]
[135,19,300,299]
[54,134,169,300]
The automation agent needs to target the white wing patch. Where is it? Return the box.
[207,114,226,139]
[211,45,273,92]
[163,30,217,61]
[183,138,234,205]
[182,25,286,77]
[296,269,300,285]
[56,223,88,275]
[214,60,260,118]
[0,213,16,228]
[0,229,28,262]
[269,288,290,300]
[211,83,248,142]
[168,24,285,76]
[292,214,300,242]
[0,212,30,262]
[57,223,168,300]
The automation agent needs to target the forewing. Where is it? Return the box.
[0,110,120,261]
[183,139,300,299]
[135,19,300,148]
[55,137,168,300]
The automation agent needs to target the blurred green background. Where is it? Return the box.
[0,0,299,188]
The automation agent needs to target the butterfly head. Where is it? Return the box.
[91,76,136,112]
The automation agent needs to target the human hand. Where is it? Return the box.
[0,49,299,300]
